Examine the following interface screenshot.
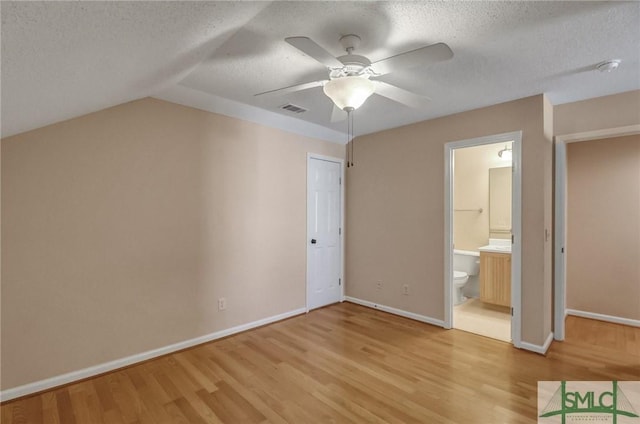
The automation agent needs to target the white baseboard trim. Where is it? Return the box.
[520,332,554,355]
[566,309,640,327]
[0,307,306,403]
[344,296,445,328]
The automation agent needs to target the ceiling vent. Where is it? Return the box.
[280,103,307,114]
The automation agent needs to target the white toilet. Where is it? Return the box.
[453,249,480,305]
[453,271,469,304]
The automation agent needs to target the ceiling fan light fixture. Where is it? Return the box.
[323,76,375,111]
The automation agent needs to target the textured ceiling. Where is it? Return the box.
[2,1,639,141]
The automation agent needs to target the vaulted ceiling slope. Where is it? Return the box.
[2,1,639,141]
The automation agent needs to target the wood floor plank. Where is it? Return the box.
[103,409,127,424]
[215,381,265,423]
[195,389,240,423]
[67,384,100,424]
[93,376,117,414]
[54,389,76,424]
[171,397,208,424]
[1,402,18,424]
[109,372,145,423]
[2,304,639,423]
[40,392,60,424]
[162,400,193,424]
[23,395,43,424]
[173,352,219,393]
[169,390,222,424]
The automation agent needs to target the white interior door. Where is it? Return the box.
[307,156,342,310]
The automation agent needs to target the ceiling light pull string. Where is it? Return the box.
[346,109,350,168]
[346,116,350,168]
[349,109,352,167]
[345,106,354,168]
[351,109,355,167]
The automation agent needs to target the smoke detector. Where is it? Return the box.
[596,60,621,73]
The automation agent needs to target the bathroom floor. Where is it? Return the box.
[453,298,511,342]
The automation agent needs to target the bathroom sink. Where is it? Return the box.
[478,238,512,253]
[478,244,512,253]
[492,245,510,251]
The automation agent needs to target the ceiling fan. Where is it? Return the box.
[255,34,454,121]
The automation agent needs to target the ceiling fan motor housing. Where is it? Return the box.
[339,34,361,51]
[328,34,374,78]
[332,54,372,77]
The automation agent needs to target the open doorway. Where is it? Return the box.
[554,126,640,340]
[444,131,522,347]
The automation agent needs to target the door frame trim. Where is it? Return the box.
[306,153,346,312]
[553,124,640,340]
[444,131,523,348]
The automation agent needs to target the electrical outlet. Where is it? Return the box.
[218,297,227,311]
[403,284,410,295]
[376,281,383,290]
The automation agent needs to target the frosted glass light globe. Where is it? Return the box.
[323,76,375,111]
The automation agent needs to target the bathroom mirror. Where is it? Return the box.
[489,167,512,235]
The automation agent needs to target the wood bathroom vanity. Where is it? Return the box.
[479,251,511,307]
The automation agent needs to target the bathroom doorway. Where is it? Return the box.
[444,131,522,347]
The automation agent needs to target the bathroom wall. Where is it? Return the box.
[453,142,512,251]
[566,134,640,320]
[1,98,345,390]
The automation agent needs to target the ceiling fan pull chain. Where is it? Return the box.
[347,109,354,168]
[351,111,355,167]
[346,111,351,168]
[346,142,350,168]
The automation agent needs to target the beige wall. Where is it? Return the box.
[555,90,640,328]
[1,98,344,389]
[555,90,640,136]
[566,135,640,320]
[453,143,512,251]
[345,95,553,346]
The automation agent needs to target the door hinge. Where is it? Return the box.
[339,227,342,235]
[561,247,565,253]
[339,177,342,185]
[511,234,514,244]
[511,307,514,316]
[339,278,342,286]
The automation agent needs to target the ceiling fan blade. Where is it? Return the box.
[372,42,453,76]
[330,104,346,123]
[254,80,327,97]
[374,81,430,108]
[285,36,344,68]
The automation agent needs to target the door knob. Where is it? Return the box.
[311,239,317,244]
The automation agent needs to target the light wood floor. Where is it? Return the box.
[2,302,639,423]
